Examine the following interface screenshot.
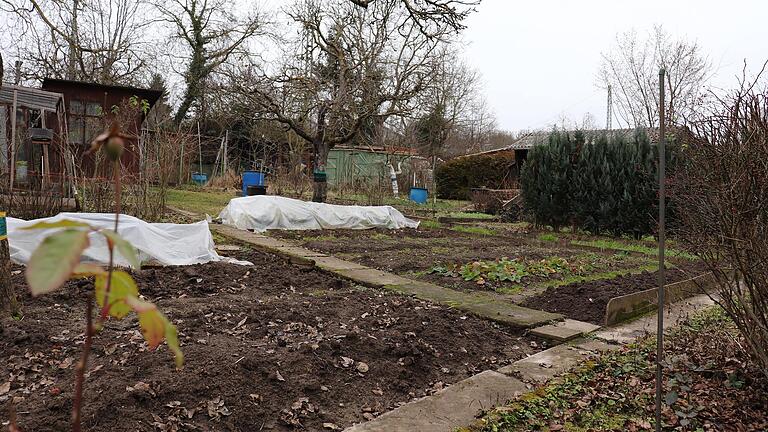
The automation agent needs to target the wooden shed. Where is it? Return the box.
[41,78,163,177]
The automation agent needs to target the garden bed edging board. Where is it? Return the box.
[604,272,715,326]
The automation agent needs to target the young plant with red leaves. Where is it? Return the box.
[19,122,183,432]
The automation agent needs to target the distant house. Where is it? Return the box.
[41,78,163,177]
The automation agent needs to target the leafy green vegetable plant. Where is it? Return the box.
[21,123,182,432]
[429,256,578,286]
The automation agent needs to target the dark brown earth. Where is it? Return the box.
[0,247,541,432]
[271,228,652,294]
[521,266,707,324]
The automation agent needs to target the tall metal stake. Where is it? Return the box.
[655,68,667,432]
[197,121,203,176]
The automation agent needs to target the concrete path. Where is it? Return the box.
[593,294,715,344]
[498,338,619,384]
[343,295,716,432]
[209,224,561,328]
[344,371,528,432]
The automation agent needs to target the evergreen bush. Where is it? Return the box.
[435,152,516,200]
[521,129,666,237]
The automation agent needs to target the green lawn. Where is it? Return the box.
[571,238,697,260]
[166,188,235,216]
[328,191,471,212]
[164,187,471,218]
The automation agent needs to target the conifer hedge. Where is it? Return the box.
[521,129,665,237]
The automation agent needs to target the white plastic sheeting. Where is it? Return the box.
[8,213,246,267]
[218,195,420,232]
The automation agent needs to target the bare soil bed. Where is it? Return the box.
[1,247,541,431]
[271,228,652,294]
[521,266,707,324]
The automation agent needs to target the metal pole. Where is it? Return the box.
[655,68,667,432]
[223,130,228,173]
[197,121,203,176]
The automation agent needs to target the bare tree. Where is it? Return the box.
[598,25,710,128]
[347,0,480,37]
[0,0,151,83]
[229,0,452,202]
[414,46,496,157]
[153,0,265,124]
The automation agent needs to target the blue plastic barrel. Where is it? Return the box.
[410,187,428,204]
[242,171,266,196]
[192,173,208,185]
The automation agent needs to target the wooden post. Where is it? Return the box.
[0,211,19,317]
[9,89,17,188]
[41,112,50,188]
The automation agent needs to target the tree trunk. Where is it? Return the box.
[0,211,19,317]
[312,137,329,203]
[312,106,330,203]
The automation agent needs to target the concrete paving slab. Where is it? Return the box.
[272,245,328,257]
[572,338,622,353]
[214,244,242,252]
[593,294,715,344]
[384,282,562,328]
[312,256,368,271]
[335,268,415,288]
[530,319,601,342]
[457,300,562,329]
[344,370,527,432]
[497,343,601,384]
[210,224,274,243]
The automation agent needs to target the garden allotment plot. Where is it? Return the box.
[1,246,540,431]
[271,223,705,326]
[270,224,658,298]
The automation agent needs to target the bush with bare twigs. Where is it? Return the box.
[78,101,196,221]
[671,68,768,378]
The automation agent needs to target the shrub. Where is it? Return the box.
[671,80,768,379]
[520,130,579,231]
[435,152,516,200]
[521,129,666,237]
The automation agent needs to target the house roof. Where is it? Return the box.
[333,145,418,156]
[0,83,65,112]
[456,127,680,160]
[454,132,549,159]
[41,78,163,107]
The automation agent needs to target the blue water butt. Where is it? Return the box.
[410,187,428,204]
[192,173,208,185]
[242,171,266,196]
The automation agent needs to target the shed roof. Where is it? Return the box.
[42,78,163,107]
[0,83,64,112]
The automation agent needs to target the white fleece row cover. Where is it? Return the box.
[218,195,420,232]
[8,213,239,267]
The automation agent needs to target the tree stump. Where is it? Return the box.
[0,211,19,317]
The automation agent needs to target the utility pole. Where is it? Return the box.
[654,68,667,432]
[606,84,613,131]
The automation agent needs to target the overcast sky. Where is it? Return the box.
[461,0,768,131]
